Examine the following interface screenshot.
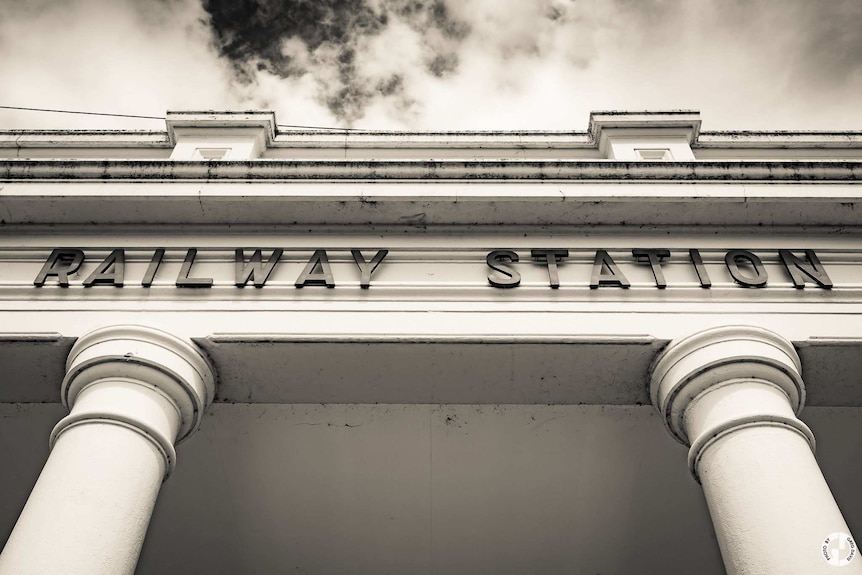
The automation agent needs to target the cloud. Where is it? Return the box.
[1,0,861,130]
[0,0,245,129]
[623,0,862,130]
[202,0,469,125]
[199,0,616,128]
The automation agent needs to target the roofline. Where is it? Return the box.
[4,129,862,136]
[3,131,862,150]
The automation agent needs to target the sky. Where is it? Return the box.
[1,0,861,132]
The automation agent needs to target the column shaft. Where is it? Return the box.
[699,425,853,574]
[0,423,164,575]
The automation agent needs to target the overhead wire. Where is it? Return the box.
[0,105,358,132]
[0,105,163,121]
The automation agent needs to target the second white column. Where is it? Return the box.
[652,325,861,574]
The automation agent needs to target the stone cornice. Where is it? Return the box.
[1,159,861,181]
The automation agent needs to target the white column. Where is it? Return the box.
[0,325,215,575]
[651,325,861,574]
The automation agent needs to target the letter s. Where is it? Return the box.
[486,250,521,288]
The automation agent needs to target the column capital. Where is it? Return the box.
[650,325,805,447]
[54,325,216,476]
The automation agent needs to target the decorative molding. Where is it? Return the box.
[3,158,861,180]
[650,325,805,445]
[59,324,216,469]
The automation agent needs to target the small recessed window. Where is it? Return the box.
[193,148,229,160]
[635,148,673,161]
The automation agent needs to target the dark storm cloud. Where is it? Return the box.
[203,0,385,75]
[202,0,469,123]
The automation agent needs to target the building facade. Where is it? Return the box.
[0,110,861,574]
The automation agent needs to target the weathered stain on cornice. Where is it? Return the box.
[1,159,861,181]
